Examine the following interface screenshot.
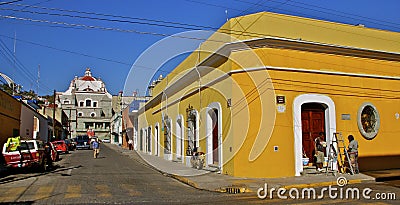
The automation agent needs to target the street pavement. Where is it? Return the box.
[107,143,376,193]
[0,144,236,204]
[0,143,399,204]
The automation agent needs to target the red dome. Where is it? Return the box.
[81,76,95,81]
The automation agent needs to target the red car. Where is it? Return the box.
[2,139,49,170]
[51,140,69,154]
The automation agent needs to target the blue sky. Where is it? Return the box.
[0,0,399,96]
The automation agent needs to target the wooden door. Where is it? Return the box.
[301,105,325,163]
[212,109,219,165]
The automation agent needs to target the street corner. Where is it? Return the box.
[169,174,200,190]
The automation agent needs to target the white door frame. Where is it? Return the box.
[147,126,152,155]
[154,123,160,156]
[206,102,223,171]
[176,115,184,162]
[293,94,337,176]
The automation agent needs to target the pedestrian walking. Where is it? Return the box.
[92,138,100,158]
[128,139,133,150]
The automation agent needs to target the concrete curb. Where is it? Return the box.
[281,178,375,190]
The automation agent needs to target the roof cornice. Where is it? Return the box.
[140,36,400,113]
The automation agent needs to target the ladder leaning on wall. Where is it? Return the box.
[329,132,355,175]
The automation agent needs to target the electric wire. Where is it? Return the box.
[234,0,400,30]
[0,38,52,92]
[0,34,132,66]
[1,1,399,96]
[5,2,400,41]
[274,0,400,27]
[0,0,23,6]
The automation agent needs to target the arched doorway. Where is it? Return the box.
[155,123,159,156]
[206,102,222,170]
[147,126,152,154]
[301,103,326,165]
[293,94,337,176]
[212,109,219,165]
[187,109,198,151]
[139,129,143,151]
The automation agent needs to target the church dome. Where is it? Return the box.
[79,68,96,81]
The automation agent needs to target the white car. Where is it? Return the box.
[102,138,111,143]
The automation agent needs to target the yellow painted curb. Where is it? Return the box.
[171,175,200,189]
[282,179,363,190]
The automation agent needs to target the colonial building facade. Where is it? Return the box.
[137,12,400,178]
[57,68,112,139]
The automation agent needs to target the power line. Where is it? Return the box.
[283,0,400,27]
[3,2,399,43]
[2,2,399,94]
[9,2,217,30]
[0,5,261,38]
[187,0,400,33]
[0,39,36,82]
[2,14,397,93]
[0,34,132,66]
[235,0,400,30]
[0,0,23,6]
[0,14,217,42]
[0,7,208,31]
[0,37,52,92]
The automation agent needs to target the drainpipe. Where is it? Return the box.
[195,43,202,110]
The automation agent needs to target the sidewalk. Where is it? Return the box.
[106,143,379,194]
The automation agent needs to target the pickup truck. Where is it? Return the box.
[2,139,52,172]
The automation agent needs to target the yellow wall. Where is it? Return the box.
[229,47,400,177]
[228,12,400,53]
[139,11,400,178]
[0,90,21,147]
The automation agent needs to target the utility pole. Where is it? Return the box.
[37,64,40,99]
[52,89,56,141]
[12,31,16,96]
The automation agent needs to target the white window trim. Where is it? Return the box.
[85,98,92,107]
[357,102,380,140]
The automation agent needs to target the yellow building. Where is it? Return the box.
[0,89,21,148]
[137,12,400,178]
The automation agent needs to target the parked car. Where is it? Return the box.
[76,135,90,149]
[51,140,69,154]
[2,138,52,171]
[102,138,111,143]
[64,139,76,151]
